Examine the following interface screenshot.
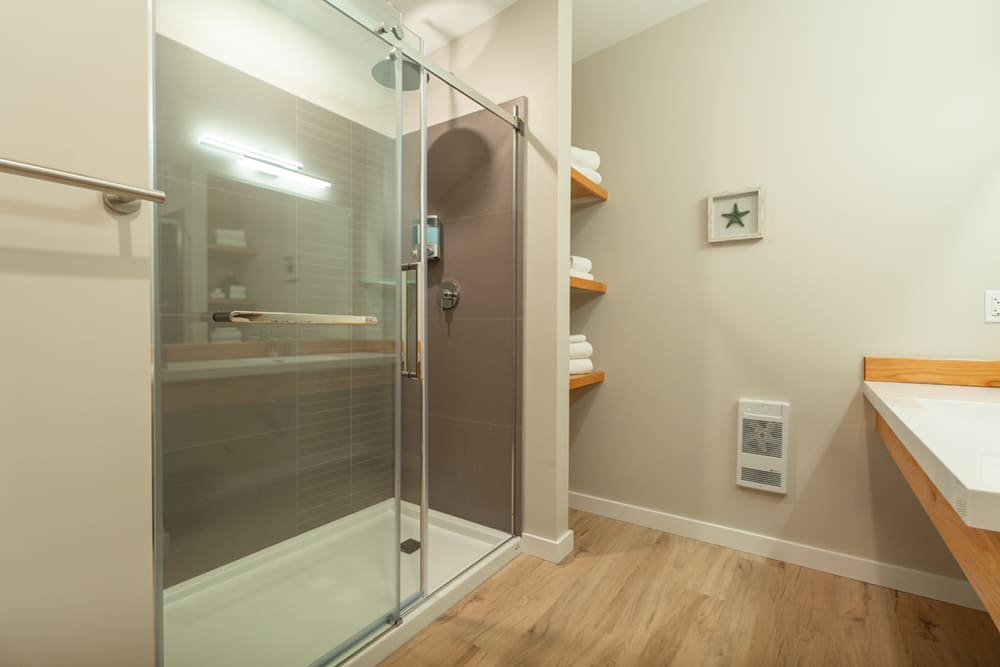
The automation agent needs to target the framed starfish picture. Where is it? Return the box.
[707,187,764,243]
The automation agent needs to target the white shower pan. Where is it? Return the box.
[163,501,511,667]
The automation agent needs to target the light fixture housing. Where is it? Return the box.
[198,133,330,190]
[238,157,331,190]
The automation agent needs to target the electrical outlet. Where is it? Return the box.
[985,291,1000,322]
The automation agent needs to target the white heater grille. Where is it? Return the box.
[740,467,782,488]
[741,419,783,458]
[737,399,789,494]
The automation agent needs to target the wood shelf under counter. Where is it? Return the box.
[570,276,608,293]
[571,167,608,202]
[570,371,605,390]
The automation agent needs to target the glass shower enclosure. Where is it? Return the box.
[152,0,521,665]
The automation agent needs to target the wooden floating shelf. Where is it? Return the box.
[570,167,608,202]
[570,371,605,390]
[570,276,608,293]
[208,244,257,256]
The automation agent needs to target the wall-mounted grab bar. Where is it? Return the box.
[0,157,166,214]
[212,311,378,326]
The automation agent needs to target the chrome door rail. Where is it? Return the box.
[0,157,166,214]
[212,310,378,325]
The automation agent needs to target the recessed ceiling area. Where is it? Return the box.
[393,0,709,60]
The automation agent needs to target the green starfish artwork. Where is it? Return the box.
[722,203,750,228]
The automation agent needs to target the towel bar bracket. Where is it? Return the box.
[0,156,166,215]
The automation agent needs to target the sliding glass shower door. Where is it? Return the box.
[153,1,418,664]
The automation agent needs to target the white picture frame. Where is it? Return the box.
[707,187,765,243]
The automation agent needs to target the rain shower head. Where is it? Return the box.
[371,55,424,91]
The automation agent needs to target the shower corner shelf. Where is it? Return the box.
[359,277,416,286]
[570,276,607,293]
[570,371,605,391]
[570,167,608,203]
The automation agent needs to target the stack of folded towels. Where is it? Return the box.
[215,228,248,248]
[569,333,594,376]
[570,255,594,281]
[571,145,602,185]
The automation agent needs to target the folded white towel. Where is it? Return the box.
[570,270,594,281]
[569,334,587,344]
[572,164,603,185]
[569,358,594,375]
[571,146,601,171]
[569,341,593,359]
[569,255,593,273]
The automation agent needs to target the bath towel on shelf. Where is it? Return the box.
[570,270,595,281]
[570,146,601,171]
[569,334,587,344]
[571,164,602,185]
[569,358,594,375]
[569,255,593,274]
[215,229,248,248]
[569,341,594,359]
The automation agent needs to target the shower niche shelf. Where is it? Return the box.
[570,276,607,293]
[570,371,605,391]
[570,167,608,203]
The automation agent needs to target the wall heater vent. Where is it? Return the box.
[737,399,789,494]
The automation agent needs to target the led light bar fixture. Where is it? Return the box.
[198,133,331,190]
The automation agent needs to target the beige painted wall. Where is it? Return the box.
[427,0,573,553]
[0,1,155,665]
[571,0,1000,578]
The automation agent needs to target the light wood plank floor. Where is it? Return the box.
[381,510,1000,666]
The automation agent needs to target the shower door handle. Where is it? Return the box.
[212,311,378,325]
[401,262,420,379]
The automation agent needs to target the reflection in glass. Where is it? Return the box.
[154,1,401,664]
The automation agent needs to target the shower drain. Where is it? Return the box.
[400,538,421,554]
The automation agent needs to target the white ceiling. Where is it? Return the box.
[392,0,708,61]
[571,0,708,62]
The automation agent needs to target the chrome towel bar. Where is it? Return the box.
[212,311,378,326]
[0,157,166,214]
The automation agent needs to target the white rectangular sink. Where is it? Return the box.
[864,381,1000,531]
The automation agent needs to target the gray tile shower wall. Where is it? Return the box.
[157,36,396,586]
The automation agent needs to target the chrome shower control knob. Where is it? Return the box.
[440,280,460,310]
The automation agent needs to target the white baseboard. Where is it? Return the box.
[344,537,521,667]
[521,529,574,563]
[569,491,983,610]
